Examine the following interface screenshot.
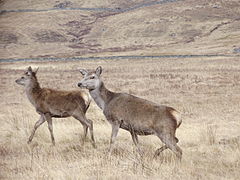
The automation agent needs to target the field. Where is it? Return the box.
[1,0,240,179]
[0,57,240,179]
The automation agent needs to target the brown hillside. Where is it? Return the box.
[0,0,240,59]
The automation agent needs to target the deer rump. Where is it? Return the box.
[103,93,179,136]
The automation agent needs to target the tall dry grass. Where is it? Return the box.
[0,57,240,179]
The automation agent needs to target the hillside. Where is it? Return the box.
[0,0,240,59]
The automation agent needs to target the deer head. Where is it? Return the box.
[15,66,39,87]
[77,66,103,91]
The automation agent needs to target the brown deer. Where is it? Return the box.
[15,66,95,147]
[77,66,182,159]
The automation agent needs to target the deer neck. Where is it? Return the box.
[89,82,114,110]
[25,79,42,107]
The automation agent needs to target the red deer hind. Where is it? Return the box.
[77,66,182,159]
[15,66,96,147]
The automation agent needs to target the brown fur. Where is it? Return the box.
[16,66,95,147]
[78,66,182,158]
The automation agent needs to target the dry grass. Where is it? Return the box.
[0,57,240,179]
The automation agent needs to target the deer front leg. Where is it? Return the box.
[73,112,96,148]
[130,131,139,146]
[44,114,55,145]
[129,124,139,146]
[28,115,46,144]
[130,129,143,156]
[82,123,88,144]
[109,122,120,155]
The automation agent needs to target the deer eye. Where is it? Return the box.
[25,72,30,76]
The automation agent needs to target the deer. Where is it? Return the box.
[77,66,182,159]
[15,66,96,147]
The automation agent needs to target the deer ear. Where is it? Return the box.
[95,66,102,76]
[28,66,32,72]
[34,67,39,74]
[26,66,33,75]
[79,69,88,76]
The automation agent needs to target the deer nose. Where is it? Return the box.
[77,82,82,87]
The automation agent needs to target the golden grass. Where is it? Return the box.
[0,57,240,179]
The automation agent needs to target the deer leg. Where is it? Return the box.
[73,113,96,148]
[130,130,143,156]
[44,114,55,145]
[130,131,139,146]
[28,115,46,144]
[154,145,168,157]
[109,122,120,154]
[157,132,182,160]
[154,137,179,157]
[87,119,96,148]
[82,123,88,143]
[76,120,88,144]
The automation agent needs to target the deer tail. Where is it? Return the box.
[170,109,182,128]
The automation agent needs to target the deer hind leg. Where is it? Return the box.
[154,145,168,157]
[156,132,182,160]
[154,137,179,157]
[28,115,46,144]
[44,114,55,145]
[76,120,88,145]
[73,113,96,148]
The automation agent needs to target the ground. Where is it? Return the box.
[0,58,240,179]
[0,0,240,179]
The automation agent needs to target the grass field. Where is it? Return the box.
[0,57,240,179]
